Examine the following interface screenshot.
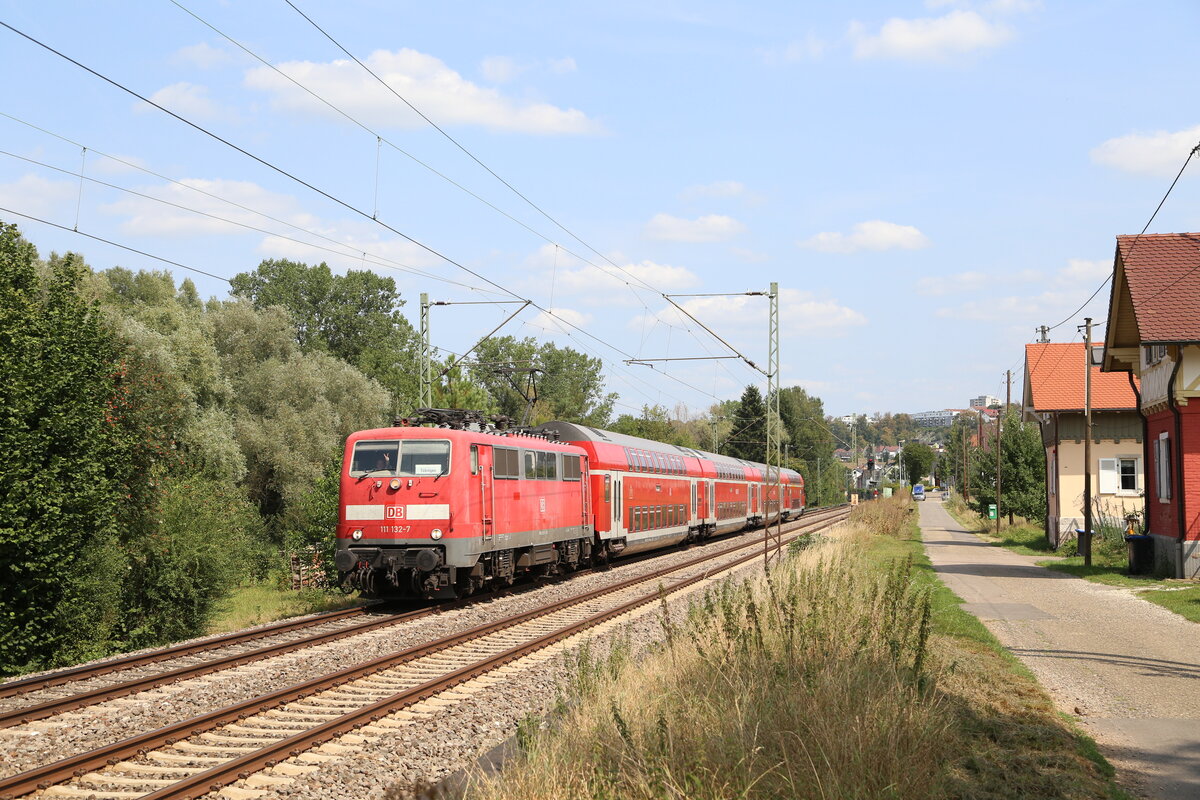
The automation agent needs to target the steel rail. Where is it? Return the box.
[0,603,380,699]
[0,506,842,722]
[0,507,847,800]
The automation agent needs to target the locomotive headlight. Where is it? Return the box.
[430,528,443,540]
[389,478,401,490]
[351,529,364,541]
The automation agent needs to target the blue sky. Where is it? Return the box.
[1,0,1198,419]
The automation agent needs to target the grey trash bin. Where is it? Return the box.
[1124,534,1152,575]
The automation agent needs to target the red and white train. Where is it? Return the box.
[334,411,805,598]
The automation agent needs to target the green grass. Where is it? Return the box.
[883,513,1131,798]
[206,581,362,635]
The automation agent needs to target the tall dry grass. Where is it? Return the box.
[467,527,957,800]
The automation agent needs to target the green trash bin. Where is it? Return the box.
[987,504,997,520]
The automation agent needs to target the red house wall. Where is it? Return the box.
[1146,404,1200,542]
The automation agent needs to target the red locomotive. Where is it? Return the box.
[334,410,804,599]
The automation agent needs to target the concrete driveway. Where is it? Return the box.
[919,500,1200,800]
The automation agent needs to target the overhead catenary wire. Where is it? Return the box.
[274,0,763,385]
[0,146,507,296]
[2,17,758,414]
[1,206,232,284]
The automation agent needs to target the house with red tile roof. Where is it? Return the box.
[1102,232,1200,577]
[1023,343,1142,547]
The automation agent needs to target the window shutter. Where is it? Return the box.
[1098,459,1117,494]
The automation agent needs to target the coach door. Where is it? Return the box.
[476,445,494,546]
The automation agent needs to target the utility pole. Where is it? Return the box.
[1005,369,1013,524]
[1082,317,1094,566]
[995,370,1010,535]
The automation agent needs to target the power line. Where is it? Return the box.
[0,145,505,296]
[1,17,754,411]
[0,206,231,283]
[1047,138,1199,332]
[0,18,521,302]
[277,1,761,384]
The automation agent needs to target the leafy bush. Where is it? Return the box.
[119,475,262,648]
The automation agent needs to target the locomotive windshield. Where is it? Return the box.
[349,440,451,477]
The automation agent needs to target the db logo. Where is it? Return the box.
[385,506,406,519]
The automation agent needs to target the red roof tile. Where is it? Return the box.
[1026,343,1139,411]
[1117,232,1200,342]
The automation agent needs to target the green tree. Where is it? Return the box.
[609,405,696,446]
[469,336,615,425]
[0,225,127,671]
[902,442,935,485]
[230,259,420,408]
[726,385,767,462]
[968,407,1045,522]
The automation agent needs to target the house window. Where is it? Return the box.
[1119,458,1138,493]
[1145,344,1168,366]
[1099,457,1140,496]
[1155,433,1172,502]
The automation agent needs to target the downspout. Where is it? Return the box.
[1053,411,1061,547]
[1167,352,1185,577]
[1127,371,1149,535]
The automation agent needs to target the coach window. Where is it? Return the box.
[398,440,450,477]
[564,454,582,482]
[536,452,558,479]
[470,445,479,475]
[603,473,611,502]
[657,507,664,529]
[524,451,537,479]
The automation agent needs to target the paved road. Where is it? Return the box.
[918,499,1200,800]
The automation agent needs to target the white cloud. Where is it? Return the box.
[245,49,601,135]
[525,244,700,306]
[986,0,1042,13]
[644,213,745,242]
[679,180,746,200]
[783,33,828,62]
[1090,124,1200,177]
[172,42,233,70]
[529,306,592,332]
[141,82,233,121]
[0,174,79,218]
[798,220,930,253]
[916,270,993,296]
[630,289,866,336]
[934,258,1112,321]
[549,57,577,74]
[730,247,769,263]
[849,11,1013,61]
[481,56,525,84]
[103,178,317,237]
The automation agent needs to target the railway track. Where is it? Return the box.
[0,506,848,800]
[0,507,841,729]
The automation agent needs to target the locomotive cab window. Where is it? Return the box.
[350,440,449,477]
[399,440,451,477]
[350,440,400,476]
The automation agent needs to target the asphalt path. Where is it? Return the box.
[918,499,1200,800]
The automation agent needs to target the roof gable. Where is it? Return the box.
[1025,342,1139,412]
[1110,233,1200,344]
